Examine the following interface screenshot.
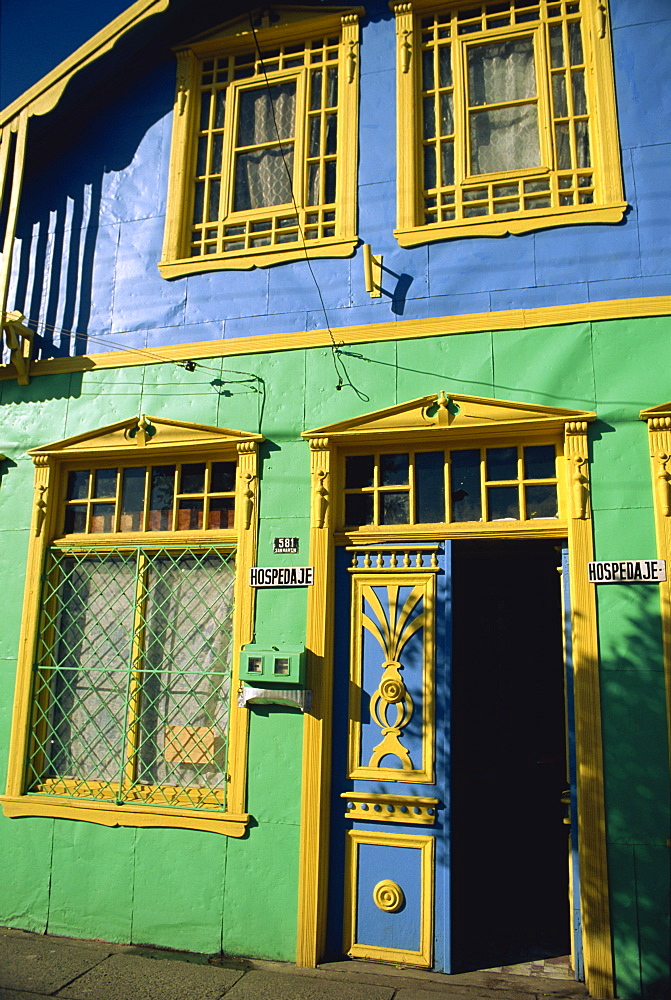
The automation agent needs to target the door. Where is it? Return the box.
[329,537,579,974]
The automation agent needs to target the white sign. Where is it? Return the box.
[588,560,666,584]
[250,566,314,588]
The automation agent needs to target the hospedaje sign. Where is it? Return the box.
[588,560,667,583]
[250,566,314,587]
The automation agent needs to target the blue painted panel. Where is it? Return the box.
[358,584,427,772]
[355,841,423,953]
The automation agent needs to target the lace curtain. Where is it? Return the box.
[234,82,296,210]
[468,38,541,176]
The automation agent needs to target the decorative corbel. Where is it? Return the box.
[565,420,591,520]
[2,310,34,385]
[654,452,671,517]
[394,4,414,73]
[341,15,360,84]
[596,0,607,39]
[309,438,331,530]
[242,472,256,530]
[175,50,191,116]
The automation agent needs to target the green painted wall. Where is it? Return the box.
[0,316,669,993]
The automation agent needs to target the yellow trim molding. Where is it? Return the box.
[640,403,671,777]
[1,414,263,837]
[2,295,669,383]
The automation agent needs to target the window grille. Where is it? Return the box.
[27,546,235,812]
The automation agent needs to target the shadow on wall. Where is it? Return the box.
[594,584,670,1000]
[10,64,173,361]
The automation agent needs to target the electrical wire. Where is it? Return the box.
[246,14,366,399]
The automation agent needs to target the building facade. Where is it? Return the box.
[0,2,669,998]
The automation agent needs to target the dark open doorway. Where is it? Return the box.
[450,538,571,972]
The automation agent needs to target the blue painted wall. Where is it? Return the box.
[7,0,671,360]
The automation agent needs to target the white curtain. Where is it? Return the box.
[467,38,541,175]
[234,83,296,210]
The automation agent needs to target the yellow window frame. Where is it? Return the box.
[160,8,362,277]
[392,0,626,245]
[2,416,263,836]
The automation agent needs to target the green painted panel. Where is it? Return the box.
[223,821,299,960]
[222,351,305,442]
[258,441,311,518]
[632,844,671,1000]
[0,815,53,932]
[246,709,302,826]
[396,330,494,401]
[0,657,19,785]
[131,827,227,953]
[304,342,399,430]
[493,323,596,409]
[608,842,642,1000]
[138,359,224,428]
[592,318,671,422]
[48,823,136,942]
[601,667,670,843]
[0,530,29,659]
[596,583,664,670]
[590,421,655,513]
[0,460,36,524]
[0,378,73,454]
[63,366,150,438]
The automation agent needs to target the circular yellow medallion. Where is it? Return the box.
[373,879,405,913]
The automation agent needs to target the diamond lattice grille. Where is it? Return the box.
[27,546,235,811]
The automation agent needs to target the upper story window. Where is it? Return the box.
[160,8,361,277]
[393,0,626,245]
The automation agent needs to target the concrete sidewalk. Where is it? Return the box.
[0,928,590,1000]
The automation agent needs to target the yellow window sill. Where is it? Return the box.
[395,202,628,247]
[0,795,250,836]
[159,236,359,278]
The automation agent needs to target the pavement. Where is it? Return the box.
[0,927,590,1000]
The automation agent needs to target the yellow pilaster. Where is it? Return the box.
[564,419,615,999]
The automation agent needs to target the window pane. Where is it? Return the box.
[525,484,558,518]
[346,455,374,488]
[234,146,294,211]
[67,470,89,501]
[345,493,373,526]
[380,492,409,525]
[120,467,146,532]
[468,38,537,106]
[380,453,409,486]
[524,445,556,480]
[181,463,206,494]
[208,497,235,529]
[488,485,519,520]
[237,83,296,145]
[487,447,518,480]
[40,555,135,784]
[64,505,87,534]
[450,449,482,522]
[439,45,452,87]
[177,499,204,531]
[470,103,540,174]
[93,468,117,499]
[137,554,235,791]
[211,462,236,493]
[149,466,175,531]
[422,48,435,91]
[90,504,115,533]
[415,451,445,523]
[310,69,323,111]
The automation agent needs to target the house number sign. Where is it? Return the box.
[250,566,314,587]
[588,560,666,583]
[273,537,299,554]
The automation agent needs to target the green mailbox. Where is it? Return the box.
[239,644,306,687]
